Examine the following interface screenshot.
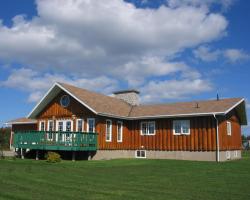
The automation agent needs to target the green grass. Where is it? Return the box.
[1,155,250,200]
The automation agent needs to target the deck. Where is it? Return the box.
[13,131,98,151]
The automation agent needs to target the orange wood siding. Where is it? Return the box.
[97,117,219,151]
[218,111,242,150]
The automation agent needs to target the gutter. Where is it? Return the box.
[213,114,220,162]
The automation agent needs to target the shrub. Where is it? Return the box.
[46,152,61,163]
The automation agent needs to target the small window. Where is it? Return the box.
[117,121,123,142]
[106,120,112,142]
[135,150,146,158]
[39,121,45,131]
[227,121,232,136]
[173,120,190,135]
[77,119,84,132]
[60,95,70,107]
[226,151,231,160]
[140,121,155,135]
[234,150,238,157]
[87,118,95,133]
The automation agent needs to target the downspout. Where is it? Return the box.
[213,114,220,162]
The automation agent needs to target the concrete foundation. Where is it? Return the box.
[91,150,242,162]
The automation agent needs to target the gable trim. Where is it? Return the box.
[27,82,97,118]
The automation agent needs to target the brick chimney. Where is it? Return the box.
[113,89,140,106]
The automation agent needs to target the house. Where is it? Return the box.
[7,82,247,161]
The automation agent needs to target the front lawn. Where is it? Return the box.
[0,154,250,200]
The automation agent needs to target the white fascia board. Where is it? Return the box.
[97,111,225,120]
[224,98,245,114]
[27,83,58,118]
[27,82,98,119]
[5,121,37,126]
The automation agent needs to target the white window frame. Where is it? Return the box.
[117,121,123,142]
[76,119,84,132]
[47,120,54,140]
[106,119,112,142]
[55,120,73,132]
[47,120,54,131]
[140,121,156,135]
[135,150,146,158]
[227,121,232,136]
[87,118,95,133]
[39,121,46,131]
[173,120,190,135]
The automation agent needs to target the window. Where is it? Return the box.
[47,120,54,131]
[39,121,45,131]
[87,118,95,133]
[60,95,70,107]
[58,121,63,132]
[66,121,72,131]
[173,120,190,135]
[106,120,112,142]
[226,151,231,160]
[140,121,155,135]
[135,150,146,158]
[117,121,123,142]
[227,121,232,136]
[77,119,84,132]
[234,150,238,157]
[47,120,54,140]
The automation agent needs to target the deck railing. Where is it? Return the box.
[13,131,98,151]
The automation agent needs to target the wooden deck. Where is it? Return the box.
[13,131,97,151]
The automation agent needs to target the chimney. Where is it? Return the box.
[113,89,140,106]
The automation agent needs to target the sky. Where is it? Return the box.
[0,0,249,134]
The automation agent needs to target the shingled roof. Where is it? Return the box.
[27,82,247,124]
[6,117,37,125]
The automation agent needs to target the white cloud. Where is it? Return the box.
[193,46,250,63]
[1,68,118,102]
[224,49,250,63]
[193,46,220,61]
[0,0,230,102]
[167,0,234,11]
[141,78,212,102]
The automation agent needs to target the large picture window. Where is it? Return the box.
[106,120,112,142]
[140,121,155,135]
[173,120,190,135]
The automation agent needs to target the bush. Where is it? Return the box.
[46,152,61,163]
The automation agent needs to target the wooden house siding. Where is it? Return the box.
[97,117,218,151]
[218,111,242,150]
[22,91,243,152]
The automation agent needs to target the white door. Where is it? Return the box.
[56,120,73,142]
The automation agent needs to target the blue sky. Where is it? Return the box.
[0,0,249,134]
